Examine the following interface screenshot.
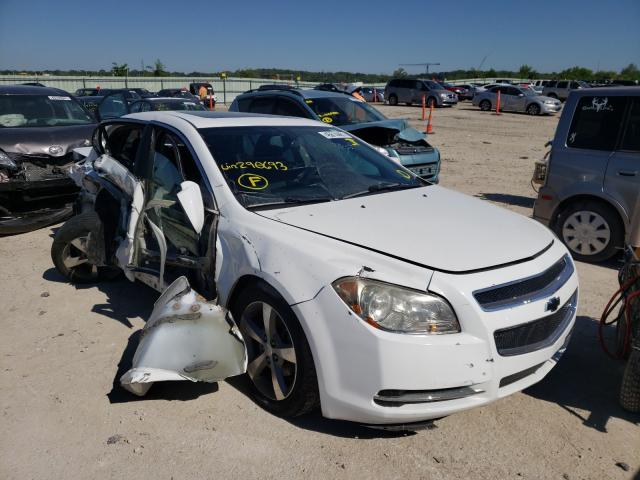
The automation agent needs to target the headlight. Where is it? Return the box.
[332,277,460,334]
[0,150,17,170]
[544,100,555,104]
[439,93,447,98]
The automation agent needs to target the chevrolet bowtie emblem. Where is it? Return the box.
[546,296,561,312]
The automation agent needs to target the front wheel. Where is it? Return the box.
[554,200,622,263]
[233,284,319,417]
[51,212,120,283]
[388,94,398,106]
[527,103,541,115]
[479,100,492,111]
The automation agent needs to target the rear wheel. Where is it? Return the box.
[233,284,319,417]
[479,100,492,111]
[527,103,541,115]
[548,92,558,99]
[620,349,640,412]
[388,94,398,106]
[554,200,622,262]
[51,212,120,283]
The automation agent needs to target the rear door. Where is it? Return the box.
[559,94,628,204]
[604,97,640,221]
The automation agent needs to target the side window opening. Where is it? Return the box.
[103,124,143,170]
[621,99,640,152]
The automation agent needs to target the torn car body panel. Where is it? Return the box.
[120,276,247,396]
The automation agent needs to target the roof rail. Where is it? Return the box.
[242,84,303,96]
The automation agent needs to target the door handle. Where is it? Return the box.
[618,170,638,177]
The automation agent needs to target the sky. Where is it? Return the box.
[1,0,639,75]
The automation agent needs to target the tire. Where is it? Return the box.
[388,94,398,106]
[619,349,640,412]
[479,100,492,111]
[548,92,558,99]
[427,96,437,108]
[51,212,120,283]
[233,284,319,417]
[405,102,412,106]
[554,200,623,263]
[526,103,541,116]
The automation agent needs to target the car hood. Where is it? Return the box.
[256,186,553,273]
[341,119,427,147]
[536,95,560,102]
[0,124,95,157]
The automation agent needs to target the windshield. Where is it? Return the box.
[199,125,425,209]
[422,80,442,90]
[520,87,537,96]
[305,96,386,126]
[0,94,94,127]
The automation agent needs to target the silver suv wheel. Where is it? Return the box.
[561,210,611,256]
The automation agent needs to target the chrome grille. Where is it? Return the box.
[473,255,573,311]
[493,290,577,356]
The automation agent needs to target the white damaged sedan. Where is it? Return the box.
[52,111,578,427]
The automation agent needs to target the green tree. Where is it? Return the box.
[151,59,166,77]
[486,68,497,78]
[558,66,593,80]
[518,64,537,79]
[111,62,128,76]
[392,67,408,78]
[619,63,639,80]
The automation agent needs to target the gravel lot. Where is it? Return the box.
[1,102,638,480]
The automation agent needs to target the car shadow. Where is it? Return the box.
[525,316,639,432]
[42,267,157,329]
[475,192,536,209]
[225,376,425,439]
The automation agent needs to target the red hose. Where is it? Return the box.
[598,276,640,359]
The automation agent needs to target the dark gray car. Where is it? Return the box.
[0,85,96,234]
[533,87,640,262]
[384,79,458,107]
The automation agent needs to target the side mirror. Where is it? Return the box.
[177,181,205,234]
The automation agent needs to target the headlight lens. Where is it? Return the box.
[0,150,17,170]
[544,100,555,104]
[332,277,460,334]
[440,92,447,98]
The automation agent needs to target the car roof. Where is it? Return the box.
[575,86,640,95]
[0,84,72,96]
[238,88,351,101]
[124,110,325,128]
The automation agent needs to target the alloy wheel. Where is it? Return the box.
[61,235,98,280]
[240,301,297,401]
[562,210,611,256]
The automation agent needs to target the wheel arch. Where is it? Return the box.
[551,194,626,232]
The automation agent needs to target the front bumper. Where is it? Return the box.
[540,103,562,114]
[0,177,78,234]
[293,241,578,424]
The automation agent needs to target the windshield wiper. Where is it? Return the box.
[341,182,422,199]
[246,197,333,210]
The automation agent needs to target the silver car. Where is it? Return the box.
[385,79,458,107]
[542,80,590,101]
[472,85,562,115]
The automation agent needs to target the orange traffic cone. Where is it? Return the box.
[493,90,502,115]
[425,103,434,134]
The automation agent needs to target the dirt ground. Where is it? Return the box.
[1,103,638,480]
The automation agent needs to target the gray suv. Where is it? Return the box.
[533,87,640,262]
[385,79,458,107]
[542,80,590,101]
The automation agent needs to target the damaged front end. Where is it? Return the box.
[121,276,247,396]
[342,119,441,183]
[0,150,80,234]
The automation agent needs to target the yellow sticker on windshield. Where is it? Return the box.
[238,173,269,190]
[396,169,412,180]
[321,117,333,123]
[343,138,359,147]
[305,99,313,104]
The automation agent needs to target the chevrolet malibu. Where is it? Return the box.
[52,111,578,427]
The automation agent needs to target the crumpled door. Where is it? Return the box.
[120,276,247,396]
